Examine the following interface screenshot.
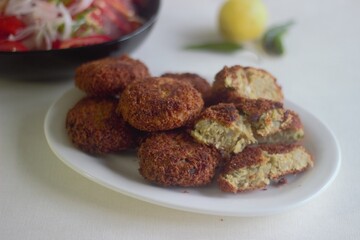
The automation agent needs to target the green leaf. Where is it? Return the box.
[262,21,294,56]
[185,42,243,53]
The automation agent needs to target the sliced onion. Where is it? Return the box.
[5,0,34,15]
[68,0,94,15]
[32,1,61,21]
[8,25,36,41]
[43,29,52,50]
[34,25,44,50]
[58,3,73,40]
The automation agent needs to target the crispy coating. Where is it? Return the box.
[161,72,212,103]
[195,103,241,126]
[218,144,313,193]
[118,77,204,132]
[211,65,284,104]
[138,130,222,187]
[66,96,137,154]
[75,55,150,96]
[233,97,284,122]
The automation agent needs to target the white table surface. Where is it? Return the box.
[1,0,359,239]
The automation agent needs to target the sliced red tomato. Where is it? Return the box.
[0,16,26,38]
[93,1,135,35]
[128,19,142,32]
[59,35,112,49]
[0,40,28,52]
[100,0,135,18]
[51,39,61,49]
[86,8,103,27]
[72,8,104,38]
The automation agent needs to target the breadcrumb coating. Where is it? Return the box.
[161,72,212,104]
[66,96,138,154]
[75,55,150,96]
[138,131,222,187]
[118,77,204,132]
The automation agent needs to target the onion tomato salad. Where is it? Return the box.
[0,0,143,51]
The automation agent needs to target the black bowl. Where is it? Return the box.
[0,0,160,80]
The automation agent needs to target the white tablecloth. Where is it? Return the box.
[1,0,359,239]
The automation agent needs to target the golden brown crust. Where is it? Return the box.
[209,66,246,105]
[138,130,222,187]
[161,72,211,103]
[213,66,246,92]
[196,103,240,126]
[75,55,150,96]
[283,110,303,131]
[118,77,204,132]
[257,143,299,155]
[221,146,265,173]
[217,146,268,193]
[233,97,283,122]
[66,96,138,154]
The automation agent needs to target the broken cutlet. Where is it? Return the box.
[234,98,305,144]
[191,103,256,154]
[218,144,313,193]
[211,65,284,104]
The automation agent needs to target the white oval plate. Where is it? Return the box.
[44,88,341,217]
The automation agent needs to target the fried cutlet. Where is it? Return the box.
[161,72,212,104]
[234,98,305,143]
[118,77,204,132]
[66,96,137,154]
[75,55,150,96]
[218,144,313,193]
[138,130,222,187]
[191,103,256,154]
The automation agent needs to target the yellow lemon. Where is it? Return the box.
[219,0,268,42]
